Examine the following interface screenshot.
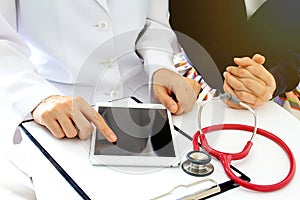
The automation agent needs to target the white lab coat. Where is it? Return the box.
[0,0,179,144]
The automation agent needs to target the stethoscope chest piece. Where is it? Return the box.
[182,150,214,177]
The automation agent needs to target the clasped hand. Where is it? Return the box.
[223,54,276,109]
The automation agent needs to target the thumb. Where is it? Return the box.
[252,54,265,65]
[154,85,178,113]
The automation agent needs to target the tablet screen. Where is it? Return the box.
[94,106,176,157]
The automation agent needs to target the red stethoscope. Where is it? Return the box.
[182,93,296,192]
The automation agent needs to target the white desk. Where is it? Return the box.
[20,101,300,200]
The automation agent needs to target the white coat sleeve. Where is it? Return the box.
[136,0,180,78]
[0,13,62,141]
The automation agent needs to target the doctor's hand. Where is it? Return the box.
[223,54,276,109]
[152,69,200,115]
[31,95,117,141]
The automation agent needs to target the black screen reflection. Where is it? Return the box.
[94,107,176,157]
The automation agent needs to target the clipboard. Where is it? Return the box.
[19,120,91,200]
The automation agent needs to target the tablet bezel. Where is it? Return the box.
[89,102,181,167]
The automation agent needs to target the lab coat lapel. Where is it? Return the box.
[96,0,109,13]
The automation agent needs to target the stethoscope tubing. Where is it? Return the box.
[193,123,296,192]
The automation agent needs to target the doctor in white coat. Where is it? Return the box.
[0,0,199,199]
[0,0,199,141]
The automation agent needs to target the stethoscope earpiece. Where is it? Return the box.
[182,150,214,177]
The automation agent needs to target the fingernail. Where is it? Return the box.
[234,57,242,62]
[268,94,273,100]
[170,104,177,112]
[109,134,117,142]
[105,130,117,142]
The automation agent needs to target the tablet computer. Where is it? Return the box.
[89,102,181,167]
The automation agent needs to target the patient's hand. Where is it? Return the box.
[223,54,276,109]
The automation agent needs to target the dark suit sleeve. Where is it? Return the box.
[269,48,300,97]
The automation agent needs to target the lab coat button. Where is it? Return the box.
[97,21,109,31]
[101,59,113,67]
[110,90,120,99]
